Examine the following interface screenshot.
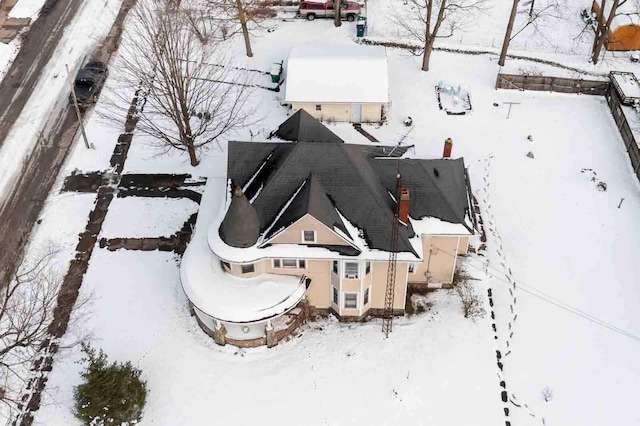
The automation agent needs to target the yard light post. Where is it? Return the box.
[65,63,93,150]
[504,101,520,119]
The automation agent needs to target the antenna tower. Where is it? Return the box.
[382,171,402,337]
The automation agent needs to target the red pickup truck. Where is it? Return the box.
[298,0,361,22]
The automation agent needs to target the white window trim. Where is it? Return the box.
[272,258,305,269]
[343,292,358,310]
[408,262,417,274]
[241,263,255,274]
[344,261,359,279]
[363,287,370,306]
[332,286,339,306]
[301,230,317,243]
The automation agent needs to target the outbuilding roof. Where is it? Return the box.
[284,45,389,104]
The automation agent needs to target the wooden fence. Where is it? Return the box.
[605,86,640,180]
[495,73,610,95]
[496,72,640,182]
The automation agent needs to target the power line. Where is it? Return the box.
[434,244,640,344]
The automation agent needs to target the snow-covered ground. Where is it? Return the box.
[6,3,639,426]
[100,197,200,238]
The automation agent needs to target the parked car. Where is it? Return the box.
[69,61,108,107]
[298,0,361,22]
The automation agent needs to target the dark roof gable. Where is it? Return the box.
[271,109,344,144]
[265,174,351,242]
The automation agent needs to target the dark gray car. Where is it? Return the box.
[69,61,108,107]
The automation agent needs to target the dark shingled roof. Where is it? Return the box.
[226,141,417,255]
[221,116,473,255]
[265,174,351,242]
[369,158,473,233]
[273,109,345,143]
[219,187,260,248]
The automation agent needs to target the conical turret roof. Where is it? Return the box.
[219,186,260,248]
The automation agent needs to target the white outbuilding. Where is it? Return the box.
[284,44,389,123]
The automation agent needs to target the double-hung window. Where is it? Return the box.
[332,287,339,305]
[364,288,370,305]
[408,263,417,274]
[273,259,306,269]
[332,260,339,275]
[344,293,358,309]
[303,230,316,243]
[344,262,359,279]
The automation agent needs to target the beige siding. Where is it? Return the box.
[457,236,470,255]
[224,258,407,314]
[293,102,350,122]
[408,236,460,284]
[361,103,382,122]
[292,102,384,123]
[262,258,332,309]
[268,215,350,246]
[370,261,408,311]
[225,260,264,279]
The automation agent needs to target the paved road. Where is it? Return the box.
[0,0,134,286]
[0,0,83,148]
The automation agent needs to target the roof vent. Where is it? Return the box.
[433,168,440,177]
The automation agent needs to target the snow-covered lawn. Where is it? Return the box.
[12,6,640,426]
[36,247,504,426]
[100,197,200,239]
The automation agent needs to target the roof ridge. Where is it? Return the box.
[341,146,416,255]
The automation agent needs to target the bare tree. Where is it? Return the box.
[199,0,276,56]
[452,269,486,320]
[591,0,640,64]
[113,0,257,166]
[0,246,62,415]
[334,0,342,27]
[498,0,563,65]
[394,0,487,71]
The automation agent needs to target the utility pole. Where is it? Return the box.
[65,64,93,150]
[498,0,520,66]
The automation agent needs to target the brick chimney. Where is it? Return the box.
[443,138,453,159]
[398,187,410,224]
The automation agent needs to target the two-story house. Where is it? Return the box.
[180,111,476,347]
